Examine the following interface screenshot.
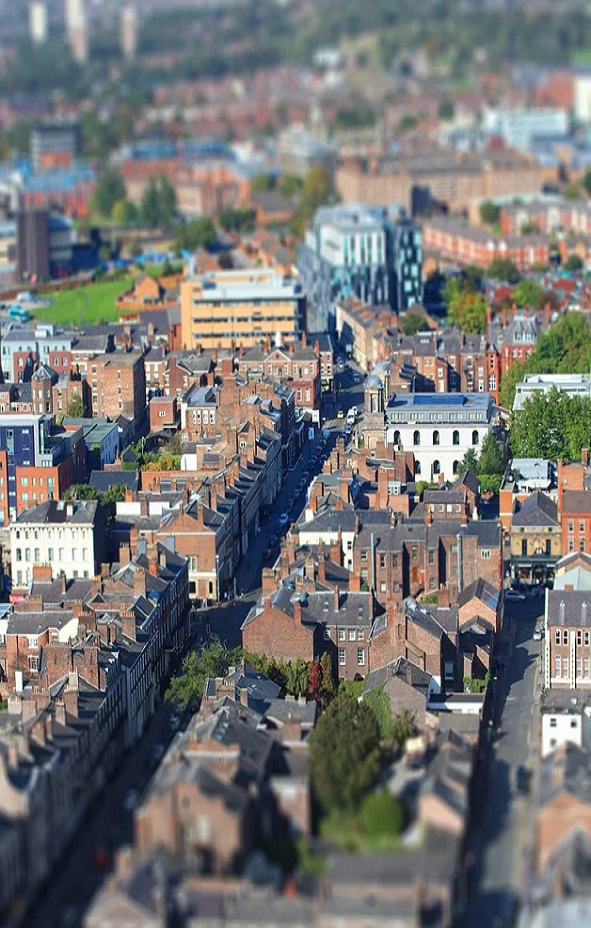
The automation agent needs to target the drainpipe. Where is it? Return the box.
[371,532,375,592]
[456,532,463,594]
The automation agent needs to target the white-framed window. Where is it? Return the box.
[578,630,583,646]
[358,629,364,640]
[28,656,39,672]
[338,628,346,641]
[357,649,365,666]
[564,630,569,646]
[555,629,561,645]
[348,629,356,641]
[339,648,346,666]
[563,657,569,677]
[555,656,561,677]
[481,549,490,559]
[27,636,38,648]
[585,658,590,678]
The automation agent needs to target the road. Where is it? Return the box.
[462,595,543,927]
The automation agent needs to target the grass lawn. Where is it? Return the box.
[32,276,134,327]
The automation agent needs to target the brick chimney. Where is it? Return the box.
[119,544,131,567]
[133,569,147,598]
[262,568,277,595]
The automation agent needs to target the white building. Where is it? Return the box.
[482,106,569,151]
[575,73,591,124]
[513,373,591,412]
[385,392,494,482]
[10,499,101,587]
[29,0,48,44]
[541,690,591,758]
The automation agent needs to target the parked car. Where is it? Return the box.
[515,764,531,794]
[336,409,345,419]
[533,626,543,641]
[124,788,139,811]
[278,512,289,527]
[505,589,526,602]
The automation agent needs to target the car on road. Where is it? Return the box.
[336,408,345,419]
[533,626,543,641]
[505,588,526,602]
[278,512,289,527]
[124,788,140,811]
[531,585,545,598]
[169,713,180,729]
[353,374,361,384]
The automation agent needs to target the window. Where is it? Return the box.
[429,550,434,565]
[586,658,590,678]
[28,635,38,648]
[586,631,590,646]
[580,521,586,534]
[433,430,440,446]
[577,657,583,676]
[452,430,460,446]
[339,648,346,666]
[413,430,420,446]
[481,549,491,559]
[571,719,579,728]
[546,539,552,556]
[15,548,22,562]
[563,657,569,677]
[555,657,561,677]
[349,629,356,641]
[338,628,346,641]
[578,630,583,646]
[550,718,557,727]
[357,648,365,666]
[358,629,364,640]
[555,629,561,645]
[444,661,454,681]
[71,548,77,561]
[24,548,31,562]
[28,656,39,672]
[58,548,64,561]
[521,539,527,557]
[564,630,569,646]
[324,627,330,640]
[433,460,441,476]
[34,548,40,561]
[453,460,459,475]
[190,556,198,571]
[472,430,479,446]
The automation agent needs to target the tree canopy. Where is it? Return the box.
[140,176,178,229]
[479,201,500,226]
[487,258,521,283]
[174,217,217,252]
[510,387,591,461]
[563,254,584,271]
[91,169,127,219]
[512,279,544,310]
[165,640,242,709]
[308,693,382,813]
[443,279,488,334]
[402,311,430,335]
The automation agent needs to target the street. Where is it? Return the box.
[462,596,543,927]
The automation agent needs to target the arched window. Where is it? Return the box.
[433,460,441,476]
[453,460,459,475]
[413,430,420,446]
[453,430,460,446]
[472,430,479,446]
[414,460,421,476]
[433,430,440,446]
[394,430,401,446]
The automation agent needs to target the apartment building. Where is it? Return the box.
[422,216,550,271]
[298,203,422,331]
[10,498,104,588]
[180,268,306,351]
[513,373,591,412]
[385,392,494,482]
[91,352,147,435]
[544,589,591,690]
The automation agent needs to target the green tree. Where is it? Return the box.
[563,254,584,271]
[140,177,161,228]
[512,279,544,310]
[66,393,86,418]
[498,358,527,411]
[479,201,500,226]
[165,640,242,709]
[174,217,217,252]
[390,707,417,751]
[308,693,382,812]
[582,170,591,196]
[520,221,539,235]
[286,657,310,698]
[477,433,504,476]
[360,790,404,837]
[564,183,581,200]
[302,165,332,214]
[457,448,479,474]
[158,176,178,227]
[91,169,127,218]
[402,311,429,335]
[446,289,488,335]
[487,258,521,283]
[66,484,100,500]
[112,198,138,226]
[278,174,304,199]
[251,173,274,193]
[362,688,394,741]
[438,100,455,121]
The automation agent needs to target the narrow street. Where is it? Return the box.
[463,597,543,926]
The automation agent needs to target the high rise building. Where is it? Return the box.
[65,0,88,63]
[30,121,81,172]
[29,0,48,44]
[120,5,139,61]
[297,203,422,332]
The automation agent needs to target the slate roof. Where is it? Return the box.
[458,577,500,612]
[14,499,98,525]
[562,490,591,515]
[540,742,591,807]
[512,491,559,528]
[547,591,591,627]
[363,656,433,696]
[90,470,139,492]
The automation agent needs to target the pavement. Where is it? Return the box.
[461,595,543,927]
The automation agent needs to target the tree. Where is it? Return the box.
[91,169,127,218]
[308,660,321,701]
[446,287,488,335]
[512,279,544,310]
[360,790,404,837]
[140,177,161,228]
[402,311,429,335]
[438,100,455,121]
[582,170,591,196]
[66,484,100,500]
[66,393,86,418]
[498,358,527,410]
[477,433,504,477]
[251,173,274,193]
[112,198,138,226]
[510,388,591,461]
[390,707,417,751]
[487,258,521,283]
[158,176,178,227]
[302,165,332,214]
[479,201,500,226]
[165,640,242,709]
[174,217,217,252]
[319,652,336,705]
[278,174,304,199]
[308,693,382,812]
[563,254,584,271]
[457,448,479,474]
[520,221,539,235]
[564,183,581,200]
[286,657,310,698]
[362,688,394,741]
